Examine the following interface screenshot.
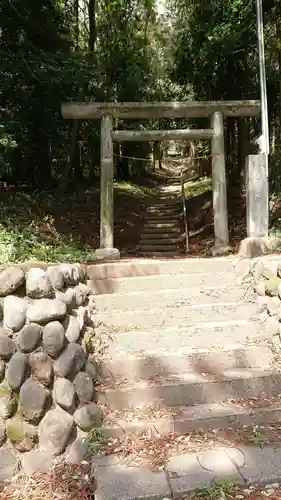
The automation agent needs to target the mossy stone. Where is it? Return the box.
[265,277,281,297]
[6,416,37,452]
[263,266,277,280]
[0,382,17,419]
[277,263,281,278]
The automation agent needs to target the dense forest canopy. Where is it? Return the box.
[0,0,280,188]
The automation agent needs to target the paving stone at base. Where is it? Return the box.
[236,446,281,485]
[166,453,213,496]
[167,448,245,497]
[94,463,171,500]
[197,448,244,482]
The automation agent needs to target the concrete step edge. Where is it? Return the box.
[85,255,249,280]
[97,300,244,316]
[86,271,247,294]
[97,370,281,409]
[95,303,257,328]
[93,284,245,300]
[87,270,246,285]
[99,343,274,380]
[98,318,255,333]
[101,404,281,438]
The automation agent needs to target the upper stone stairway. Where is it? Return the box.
[138,165,187,257]
[87,256,281,440]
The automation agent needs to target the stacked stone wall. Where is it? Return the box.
[0,263,100,477]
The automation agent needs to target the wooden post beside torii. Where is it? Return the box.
[61,100,262,260]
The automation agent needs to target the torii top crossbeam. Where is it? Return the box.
[61,100,260,120]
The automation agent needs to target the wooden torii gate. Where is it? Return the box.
[61,100,265,260]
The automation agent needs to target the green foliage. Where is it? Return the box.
[196,478,236,500]
[249,426,269,447]
[0,189,96,265]
[86,427,106,452]
[1,0,281,236]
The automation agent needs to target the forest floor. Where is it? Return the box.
[1,157,280,265]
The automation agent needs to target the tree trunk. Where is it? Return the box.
[88,0,96,52]
[28,114,52,186]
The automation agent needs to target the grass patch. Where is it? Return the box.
[86,427,106,453]
[248,426,269,447]
[196,479,236,500]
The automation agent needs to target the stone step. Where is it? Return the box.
[87,271,247,294]
[139,237,179,246]
[93,444,281,500]
[140,232,180,239]
[101,402,281,439]
[95,301,257,330]
[138,244,179,252]
[98,320,263,359]
[138,250,184,257]
[93,284,246,311]
[143,222,180,230]
[146,207,181,214]
[145,213,182,221]
[146,201,180,207]
[155,198,179,203]
[85,255,266,281]
[145,212,182,219]
[141,227,180,234]
[97,369,281,409]
[98,344,274,381]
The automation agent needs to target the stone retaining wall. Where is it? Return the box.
[0,263,100,476]
[252,258,281,339]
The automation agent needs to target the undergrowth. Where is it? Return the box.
[0,189,96,265]
[195,479,236,500]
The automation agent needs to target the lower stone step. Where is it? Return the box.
[93,443,281,500]
[95,301,258,330]
[98,344,274,381]
[100,320,265,358]
[101,401,281,439]
[94,284,246,312]
[87,270,251,294]
[97,370,281,409]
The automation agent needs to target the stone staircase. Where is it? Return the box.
[88,256,281,443]
[138,171,185,257]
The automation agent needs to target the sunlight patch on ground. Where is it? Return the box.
[184,177,212,198]
[114,181,158,199]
